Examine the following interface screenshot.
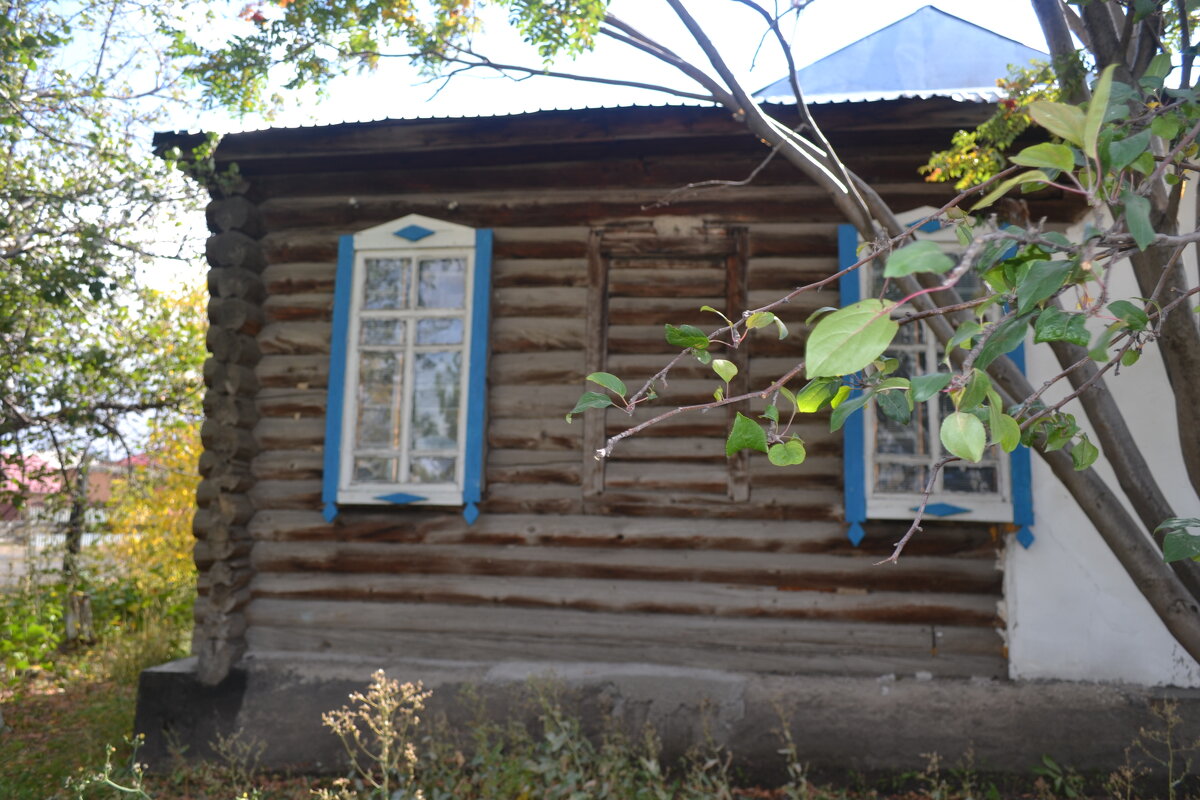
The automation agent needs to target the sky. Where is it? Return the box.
[185,0,1051,134]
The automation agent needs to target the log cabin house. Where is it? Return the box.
[138,10,1200,773]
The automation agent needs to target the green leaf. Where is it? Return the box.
[694,349,713,365]
[947,320,982,353]
[1152,114,1182,140]
[830,391,869,432]
[876,389,911,424]
[586,372,626,397]
[713,386,724,402]
[1011,142,1075,172]
[976,315,1034,370]
[726,412,768,457]
[1071,434,1099,471]
[700,305,733,326]
[1029,100,1086,147]
[778,386,796,409]
[911,372,952,403]
[767,438,807,466]
[994,413,1022,453]
[1121,349,1141,367]
[1108,300,1150,331]
[565,391,612,422]
[794,379,834,412]
[972,170,1054,211]
[1083,65,1118,159]
[712,358,738,384]
[762,403,780,423]
[805,299,899,378]
[1034,307,1091,346]
[1130,150,1157,176]
[806,306,838,325]
[957,369,991,412]
[1017,260,1073,315]
[1120,190,1155,251]
[773,317,789,340]
[665,323,710,350]
[1159,518,1200,562]
[940,412,987,463]
[1107,129,1151,172]
[829,385,851,409]
[746,311,776,329]
[883,240,954,278]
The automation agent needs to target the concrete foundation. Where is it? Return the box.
[134,654,1200,780]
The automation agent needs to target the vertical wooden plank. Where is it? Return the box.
[726,227,751,502]
[582,229,609,498]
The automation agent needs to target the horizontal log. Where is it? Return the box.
[257,388,327,418]
[256,354,329,389]
[203,391,260,427]
[488,417,581,451]
[200,420,258,462]
[206,326,261,367]
[492,316,587,353]
[255,417,326,450]
[244,600,1003,678]
[258,322,332,356]
[492,259,587,289]
[241,508,994,557]
[251,541,1001,595]
[206,230,267,272]
[206,196,265,238]
[249,479,323,511]
[252,450,324,481]
[261,262,335,295]
[263,292,332,323]
[208,267,266,303]
[248,572,999,626]
[493,287,586,319]
[208,297,265,336]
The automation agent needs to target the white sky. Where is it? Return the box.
[183,0,1050,133]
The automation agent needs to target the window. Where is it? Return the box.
[322,215,492,523]
[837,214,1033,547]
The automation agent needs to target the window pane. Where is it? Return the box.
[944,465,998,493]
[364,258,410,310]
[876,407,925,455]
[416,318,464,345]
[361,319,406,346]
[875,462,928,493]
[354,457,396,483]
[410,351,461,450]
[417,258,466,309]
[358,352,400,407]
[411,456,456,483]
[356,408,394,447]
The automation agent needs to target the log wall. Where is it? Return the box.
[181,103,1072,683]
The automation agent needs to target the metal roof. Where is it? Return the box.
[755,5,1047,104]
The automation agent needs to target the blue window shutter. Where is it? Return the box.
[322,235,355,523]
[462,229,493,524]
[1007,344,1035,547]
[837,224,866,547]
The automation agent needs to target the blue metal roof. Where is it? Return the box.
[755,5,1047,104]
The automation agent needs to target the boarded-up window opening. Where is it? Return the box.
[583,226,749,511]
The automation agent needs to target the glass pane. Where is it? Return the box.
[360,319,406,346]
[411,456,456,483]
[875,462,928,493]
[417,258,466,309]
[410,351,462,450]
[364,258,410,310]
[876,405,925,455]
[354,457,396,483]
[356,407,394,447]
[358,352,400,406]
[944,465,998,493]
[416,318,464,345]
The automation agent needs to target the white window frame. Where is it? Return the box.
[856,209,1013,523]
[332,215,479,509]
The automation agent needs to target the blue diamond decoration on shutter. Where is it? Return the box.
[847,521,865,547]
[377,491,427,504]
[394,224,435,241]
[1016,526,1035,549]
[915,502,971,517]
